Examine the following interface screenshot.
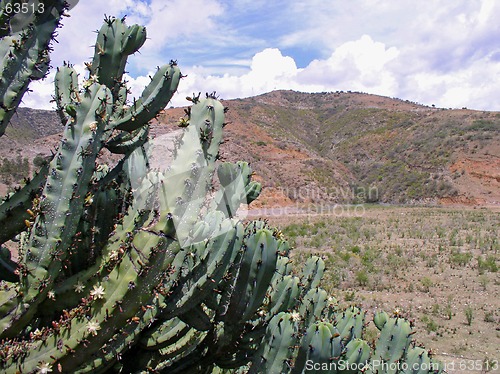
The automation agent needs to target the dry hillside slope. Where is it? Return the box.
[1,91,498,206]
[158,90,500,207]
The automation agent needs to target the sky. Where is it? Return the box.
[21,0,500,111]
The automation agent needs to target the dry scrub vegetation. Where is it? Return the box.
[260,206,499,370]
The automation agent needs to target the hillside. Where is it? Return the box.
[1,91,499,206]
[0,108,61,194]
[219,91,499,206]
[159,90,499,206]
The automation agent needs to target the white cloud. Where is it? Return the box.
[298,35,400,96]
[24,33,500,112]
[171,37,401,105]
[44,0,225,73]
[142,0,223,45]
[172,48,301,104]
[403,59,500,109]
[121,0,227,73]
[173,31,500,110]
[19,0,500,111]
[280,0,419,53]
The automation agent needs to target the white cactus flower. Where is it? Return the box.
[88,121,98,133]
[74,281,85,293]
[109,249,120,261]
[290,311,302,322]
[30,328,43,340]
[90,284,105,299]
[86,320,101,336]
[36,361,53,373]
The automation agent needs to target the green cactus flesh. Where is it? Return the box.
[0,0,68,136]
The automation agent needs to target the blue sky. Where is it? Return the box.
[23,0,500,111]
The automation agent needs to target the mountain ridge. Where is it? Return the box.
[224,90,499,206]
[1,90,498,206]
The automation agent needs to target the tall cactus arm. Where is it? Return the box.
[54,63,79,126]
[0,82,113,337]
[74,16,181,155]
[104,125,149,154]
[0,0,68,136]
[224,226,279,324]
[89,16,146,94]
[291,320,338,374]
[0,163,49,245]
[332,306,366,342]
[298,287,328,327]
[210,224,280,363]
[299,255,325,292]
[158,96,226,246]
[371,316,413,374]
[266,275,301,316]
[341,339,372,374]
[111,62,182,132]
[401,346,443,374]
[35,160,159,315]
[211,161,262,218]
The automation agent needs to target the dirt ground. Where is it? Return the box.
[247,204,500,373]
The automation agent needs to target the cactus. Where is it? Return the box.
[0,14,441,374]
[0,0,68,136]
[249,312,299,374]
[0,163,48,245]
[250,307,442,374]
